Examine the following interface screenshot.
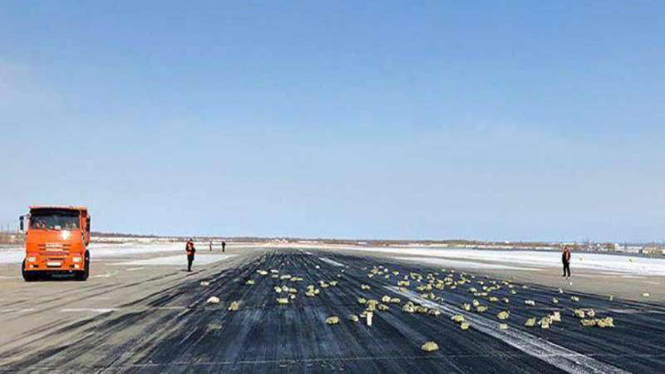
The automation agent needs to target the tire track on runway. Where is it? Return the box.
[0,252,267,372]
[306,251,665,374]
[3,249,664,374]
[391,286,630,374]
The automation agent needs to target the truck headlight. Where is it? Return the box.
[26,256,37,262]
[72,257,82,263]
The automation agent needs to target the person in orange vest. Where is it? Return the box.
[562,246,572,278]
[186,239,196,272]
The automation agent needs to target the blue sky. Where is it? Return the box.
[1,1,663,242]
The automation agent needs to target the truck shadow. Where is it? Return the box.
[25,273,83,282]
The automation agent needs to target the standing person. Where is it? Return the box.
[186,238,196,272]
[562,246,571,278]
[209,240,213,252]
[222,241,226,253]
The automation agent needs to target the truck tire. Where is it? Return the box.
[22,260,37,282]
[75,254,90,281]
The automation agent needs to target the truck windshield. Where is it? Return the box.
[30,210,80,231]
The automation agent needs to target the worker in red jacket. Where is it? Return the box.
[562,246,572,278]
[186,239,196,272]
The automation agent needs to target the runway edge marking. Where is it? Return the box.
[387,286,632,374]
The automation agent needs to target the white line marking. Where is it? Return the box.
[387,286,631,374]
[154,306,188,310]
[0,308,36,313]
[91,271,118,278]
[320,257,345,267]
[126,267,145,271]
[607,309,665,315]
[3,306,191,314]
[60,308,118,313]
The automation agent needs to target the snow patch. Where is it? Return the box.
[338,247,665,277]
[396,256,542,271]
[113,254,235,266]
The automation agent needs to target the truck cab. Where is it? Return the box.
[20,206,91,281]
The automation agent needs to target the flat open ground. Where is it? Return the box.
[0,245,664,373]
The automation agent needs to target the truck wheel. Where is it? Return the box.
[22,260,37,282]
[75,257,90,281]
[81,258,90,281]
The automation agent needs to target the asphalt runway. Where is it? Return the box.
[1,248,664,373]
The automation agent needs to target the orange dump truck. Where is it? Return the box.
[19,206,91,281]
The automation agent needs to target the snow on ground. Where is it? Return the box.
[0,242,191,264]
[396,256,543,272]
[112,254,235,266]
[3,240,665,278]
[0,241,252,264]
[0,247,25,265]
[331,246,665,277]
[89,242,184,257]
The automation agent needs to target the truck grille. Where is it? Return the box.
[38,243,71,249]
[37,243,71,255]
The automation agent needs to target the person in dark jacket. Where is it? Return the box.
[562,246,572,278]
[186,239,196,272]
[222,241,226,253]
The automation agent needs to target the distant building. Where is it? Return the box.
[643,246,665,256]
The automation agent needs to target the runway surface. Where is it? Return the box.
[1,247,664,373]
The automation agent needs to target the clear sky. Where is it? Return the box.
[1,1,663,242]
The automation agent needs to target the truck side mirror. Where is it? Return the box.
[86,217,91,232]
[19,216,24,232]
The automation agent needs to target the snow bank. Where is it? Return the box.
[339,247,665,277]
[0,242,185,264]
[397,256,543,272]
[0,246,26,265]
[88,242,184,257]
[112,254,235,266]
